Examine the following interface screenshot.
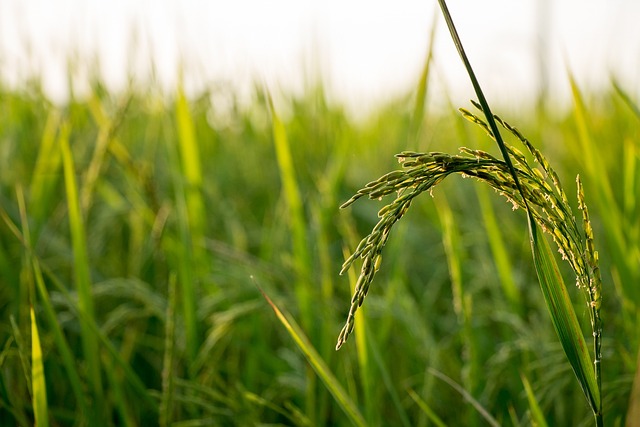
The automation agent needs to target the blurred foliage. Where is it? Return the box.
[0,75,638,426]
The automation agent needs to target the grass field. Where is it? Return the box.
[0,59,639,426]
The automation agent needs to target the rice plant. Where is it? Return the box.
[337,1,603,425]
[1,11,637,424]
[337,103,602,417]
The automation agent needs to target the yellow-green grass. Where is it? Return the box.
[0,66,637,426]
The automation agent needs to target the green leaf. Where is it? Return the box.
[31,306,49,427]
[520,373,548,427]
[257,283,367,427]
[529,226,600,415]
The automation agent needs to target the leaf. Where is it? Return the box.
[529,226,600,414]
[31,306,49,427]
[257,282,367,427]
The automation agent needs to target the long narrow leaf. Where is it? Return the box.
[266,91,312,325]
[60,122,105,412]
[530,230,600,414]
[31,306,49,427]
[520,373,548,427]
[436,2,601,424]
[257,283,366,427]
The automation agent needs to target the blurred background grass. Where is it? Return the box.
[0,64,638,425]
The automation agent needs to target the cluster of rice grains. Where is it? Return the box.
[336,104,602,352]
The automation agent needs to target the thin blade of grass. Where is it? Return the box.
[30,306,49,427]
[29,109,62,237]
[166,90,202,364]
[12,187,90,421]
[266,91,318,421]
[32,257,89,420]
[60,121,105,413]
[407,389,447,427]
[174,86,206,363]
[520,373,548,427]
[428,368,500,427]
[256,282,366,427]
[435,195,480,400]
[175,85,206,240]
[266,91,312,322]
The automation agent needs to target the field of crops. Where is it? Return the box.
[0,52,639,426]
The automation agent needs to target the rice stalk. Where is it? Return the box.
[336,106,603,422]
[336,2,603,423]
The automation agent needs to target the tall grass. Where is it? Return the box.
[0,49,637,425]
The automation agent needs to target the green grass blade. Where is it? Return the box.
[257,283,366,427]
[520,373,548,427]
[529,228,600,418]
[60,121,105,413]
[29,109,62,235]
[407,389,447,427]
[13,187,91,421]
[428,368,500,427]
[436,195,482,411]
[168,89,204,364]
[266,92,312,311]
[175,86,206,238]
[32,258,89,420]
[30,306,49,427]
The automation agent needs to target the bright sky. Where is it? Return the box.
[1,0,639,113]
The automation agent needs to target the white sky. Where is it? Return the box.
[1,0,639,113]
